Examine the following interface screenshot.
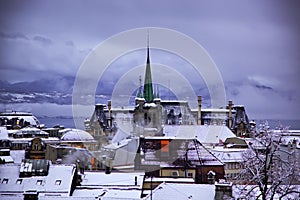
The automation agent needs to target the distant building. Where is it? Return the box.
[231,105,251,137]
[0,127,11,149]
[59,128,98,151]
[0,159,79,199]
[0,111,40,130]
[8,127,59,150]
[46,144,99,170]
[0,149,14,164]
[72,171,145,199]
[135,137,225,184]
[84,42,252,141]
[143,181,233,200]
[210,147,247,182]
[25,137,46,160]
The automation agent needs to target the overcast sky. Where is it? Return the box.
[0,0,299,120]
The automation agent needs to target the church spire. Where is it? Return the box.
[143,31,154,102]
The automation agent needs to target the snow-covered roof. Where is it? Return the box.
[0,112,40,126]
[14,127,49,137]
[0,127,9,140]
[60,129,95,142]
[102,138,139,167]
[163,125,236,144]
[79,171,144,187]
[0,149,14,163]
[71,171,144,199]
[138,138,223,168]
[9,150,25,164]
[143,103,157,108]
[161,100,189,104]
[111,129,131,144]
[9,137,60,144]
[143,182,215,200]
[210,147,246,163]
[279,136,300,146]
[144,177,194,183]
[201,108,234,113]
[72,189,142,199]
[233,185,300,200]
[0,163,76,197]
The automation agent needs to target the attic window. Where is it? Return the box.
[36,180,43,185]
[16,179,23,184]
[2,178,8,184]
[55,180,62,185]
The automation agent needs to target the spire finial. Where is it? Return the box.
[143,30,154,102]
[147,29,150,64]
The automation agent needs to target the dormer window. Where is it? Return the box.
[2,178,8,184]
[36,180,43,185]
[55,180,62,185]
[16,179,23,184]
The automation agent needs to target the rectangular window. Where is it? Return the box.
[187,172,193,178]
[171,171,179,177]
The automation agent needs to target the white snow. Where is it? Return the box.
[143,182,215,200]
[72,171,145,199]
[0,127,9,139]
[163,125,236,144]
[0,163,76,196]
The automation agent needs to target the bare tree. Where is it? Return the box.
[237,123,300,200]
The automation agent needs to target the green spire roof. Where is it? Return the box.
[143,35,154,102]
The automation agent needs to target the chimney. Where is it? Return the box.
[107,100,112,128]
[228,100,233,129]
[214,180,232,200]
[134,176,137,186]
[105,158,112,174]
[197,96,202,125]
